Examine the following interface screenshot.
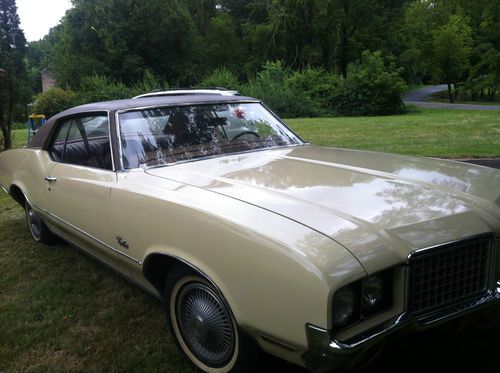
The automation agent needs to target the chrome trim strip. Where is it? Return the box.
[35,204,142,265]
[116,100,260,114]
[331,288,500,350]
[105,110,116,172]
[133,89,239,99]
[406,232,495,263]
[258,334,298,352]
[0,183,8,194]
[302,287,500,371]
[114,110,125,171]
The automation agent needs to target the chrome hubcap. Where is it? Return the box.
[27,204,41,239]
[177,283,235,367]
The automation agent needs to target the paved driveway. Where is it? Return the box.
[462,159,500,169]
[403,85,500,110]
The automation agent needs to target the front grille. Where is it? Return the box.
[408,236,492,315]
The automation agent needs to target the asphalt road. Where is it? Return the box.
[462,159,500,169]
[403,85,500,110]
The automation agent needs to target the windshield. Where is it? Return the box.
[118,102,303,169]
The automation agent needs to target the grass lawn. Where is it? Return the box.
[2,109,500,371]
[0,192,192,372]
[286,109,500,158]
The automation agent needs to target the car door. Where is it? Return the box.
[43,114,123,269]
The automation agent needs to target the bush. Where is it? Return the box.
[199,67,240,90]
[132,70,169,96]
[31,88,79,118]
[77,75,134,104]
[242,61,322,118]
[238,53,406,118]
[334,51,407,116]
[287,68,341,115]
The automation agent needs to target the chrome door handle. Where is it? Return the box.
[44,176,57,183]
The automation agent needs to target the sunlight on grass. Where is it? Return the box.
[287,109,500,158]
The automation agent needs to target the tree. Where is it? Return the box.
[431,14,472,103]
[0,0,29,150]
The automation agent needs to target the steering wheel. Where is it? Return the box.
[232,131,260,141]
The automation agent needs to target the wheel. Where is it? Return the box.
[164,266,263,372]
[25,200,55,244]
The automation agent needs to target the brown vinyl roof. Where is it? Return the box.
[30,94,258,149]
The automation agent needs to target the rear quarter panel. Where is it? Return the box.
[0,149,52,205]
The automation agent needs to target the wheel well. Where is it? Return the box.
[143,254,192,296]
[9,185,26,208]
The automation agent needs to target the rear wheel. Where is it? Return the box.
[164,265,262,372]
[25,201,55,244]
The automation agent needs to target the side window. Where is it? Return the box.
[49,115,112,170]
[50,119,72,162]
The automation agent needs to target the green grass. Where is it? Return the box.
[0,193,193,372]
[286,109,500,158]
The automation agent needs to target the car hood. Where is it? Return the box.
[146,145,500,273]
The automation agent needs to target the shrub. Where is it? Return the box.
[31,88,79,118]
[242,61,322,118]
[335,51,407,116]
[77,75,133,104]
[132,70,169,96]
[287,68,341,115]
[199,67,240,90]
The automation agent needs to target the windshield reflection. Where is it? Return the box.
[119,103,303,169]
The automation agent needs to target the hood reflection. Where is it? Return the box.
[146,145,500,272]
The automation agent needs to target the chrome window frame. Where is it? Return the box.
[42,110,116,173]
[114,100,306,172]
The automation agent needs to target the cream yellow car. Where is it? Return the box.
[1,91,500,372]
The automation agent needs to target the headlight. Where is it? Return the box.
[331,268,394,332]
[332,286,357,326]
[362,275,383,307]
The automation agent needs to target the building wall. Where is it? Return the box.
[42,69,56,92]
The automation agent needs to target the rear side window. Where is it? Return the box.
[48,115,113,170]
[50,120,72,162]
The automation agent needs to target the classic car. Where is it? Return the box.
[0,89,499,372]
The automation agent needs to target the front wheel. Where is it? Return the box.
[164,266,262,372]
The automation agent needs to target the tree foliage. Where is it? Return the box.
[14,0,500,124]
[431,14,472,102]
[0,0,29,149]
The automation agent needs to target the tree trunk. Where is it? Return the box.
[447,82,454,103]
[0,103,11,150]
[339,26,348,77]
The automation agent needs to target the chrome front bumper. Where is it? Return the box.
[302,283,500,373]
